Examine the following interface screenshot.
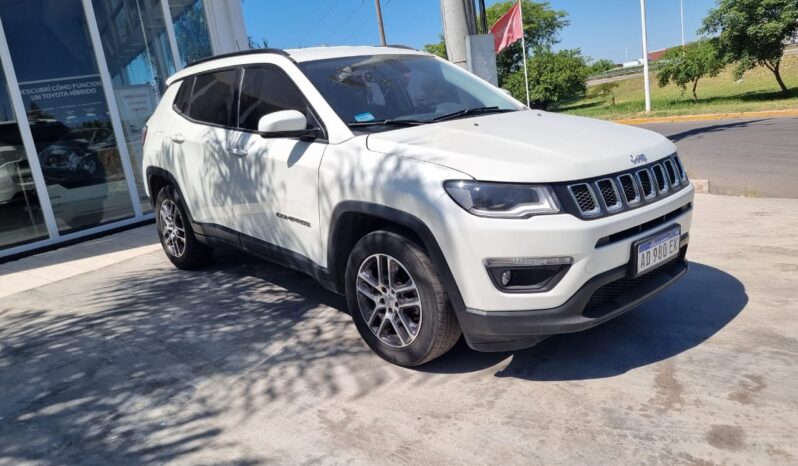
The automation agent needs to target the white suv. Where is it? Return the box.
[142,46,693,366]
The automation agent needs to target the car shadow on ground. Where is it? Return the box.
[421,262,747,380]
[0,250,745,464]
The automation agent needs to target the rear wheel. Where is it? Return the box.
[155,185,212,269]
[345,230,461,366]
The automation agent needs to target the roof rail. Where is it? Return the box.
[186,48,292,68]
[382,44,418,51]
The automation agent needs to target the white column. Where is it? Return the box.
[204,0,249,54]
[640,0,652,113]
[161,0,183,70]
[82,0,143,217]
[0,17,59,239]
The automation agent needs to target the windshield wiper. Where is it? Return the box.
[432,106,517,122]
[347,119,428,128]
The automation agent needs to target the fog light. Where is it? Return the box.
[485,257,573,293]
[500,270,512,286]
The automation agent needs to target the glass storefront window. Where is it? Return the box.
[169,0,213,67]
[93,0,178,213]
[0,0,135,234]
[0,62,48,249]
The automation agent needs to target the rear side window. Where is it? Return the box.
[173,78,193,114]
[188,69,238,127]
[238,67,308,131]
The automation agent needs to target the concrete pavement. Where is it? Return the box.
[642,117,798,198]
[1,193,797,465]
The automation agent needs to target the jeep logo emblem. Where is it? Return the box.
[630,154,648,165]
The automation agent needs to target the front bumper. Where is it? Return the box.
[457,245,689,352]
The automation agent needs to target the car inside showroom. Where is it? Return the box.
[0,0,247,258]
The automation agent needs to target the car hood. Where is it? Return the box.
[365,110,676,182]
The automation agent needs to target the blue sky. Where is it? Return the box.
[242,0,718,63]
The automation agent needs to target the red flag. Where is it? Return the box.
[490,1,524,52]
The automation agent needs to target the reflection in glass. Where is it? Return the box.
[0,62,48,250]
[0,0,134,234]
[169,0,213,67]
[93,0,177,213]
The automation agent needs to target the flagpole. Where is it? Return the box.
[517,0,531,107]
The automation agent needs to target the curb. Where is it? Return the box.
[613,109,798,125]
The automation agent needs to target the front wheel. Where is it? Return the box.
[345,230,461,367]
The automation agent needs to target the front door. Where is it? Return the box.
[226,66,326,266]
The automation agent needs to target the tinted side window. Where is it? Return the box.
[238,67,308,131]
[188,70,238,126]
[173,77,193,114]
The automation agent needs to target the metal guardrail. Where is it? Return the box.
[588,62,663,81]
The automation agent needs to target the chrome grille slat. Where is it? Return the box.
[651,164,669,193]
[566,154,688,219]
[618,174,641,205]
[596,178,623,212]
[663,159,680,188]
[636,169,656,200]
[568,183,601,217]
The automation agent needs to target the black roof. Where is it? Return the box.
[186,48,292,68]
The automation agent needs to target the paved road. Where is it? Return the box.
[641,117,798,198]
[1,194,797,465]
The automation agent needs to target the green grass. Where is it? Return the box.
[557,55,798,120]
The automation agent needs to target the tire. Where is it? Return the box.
[155,185,212,269]
[345,230,461,367]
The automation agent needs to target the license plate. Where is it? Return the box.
[633,226,681,277]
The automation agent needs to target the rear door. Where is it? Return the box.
[169,68,241,239]
[225,65,327,265]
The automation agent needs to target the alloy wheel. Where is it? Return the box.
[355,253,423,348]
[159,199,186,258]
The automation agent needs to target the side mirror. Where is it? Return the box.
[257,110,320,139]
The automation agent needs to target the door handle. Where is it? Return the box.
[228,146,248,157]
[171,133,185,144]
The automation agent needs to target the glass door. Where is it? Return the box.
[0,0,134,234]
[0,59,48,249]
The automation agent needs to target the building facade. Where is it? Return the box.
[0,0,247,259]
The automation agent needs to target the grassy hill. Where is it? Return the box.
[557,55,798,120]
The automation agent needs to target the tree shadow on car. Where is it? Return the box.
[421,262,747,380]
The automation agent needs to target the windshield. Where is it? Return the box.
[298,54,522,130]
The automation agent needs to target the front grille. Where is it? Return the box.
[563,154,689,219]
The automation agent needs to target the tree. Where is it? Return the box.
[701,0,798,95]
[504,48,589,109]
[424,1,568,84]
[423,35,447,59]
[590,82,620,106]
[656,41,724,101]
[588,59,617,76]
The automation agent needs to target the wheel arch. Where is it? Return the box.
[327,201,465,313]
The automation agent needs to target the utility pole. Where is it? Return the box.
[375,0,387,46]
[440,0,475,69]
[478,0,488,34]
[640,0,651,112]
[680,0,685,47]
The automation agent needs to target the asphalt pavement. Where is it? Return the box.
[1,193,797,465]
[641,117,798,198]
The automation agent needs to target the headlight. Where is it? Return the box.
[444,180,561,218]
